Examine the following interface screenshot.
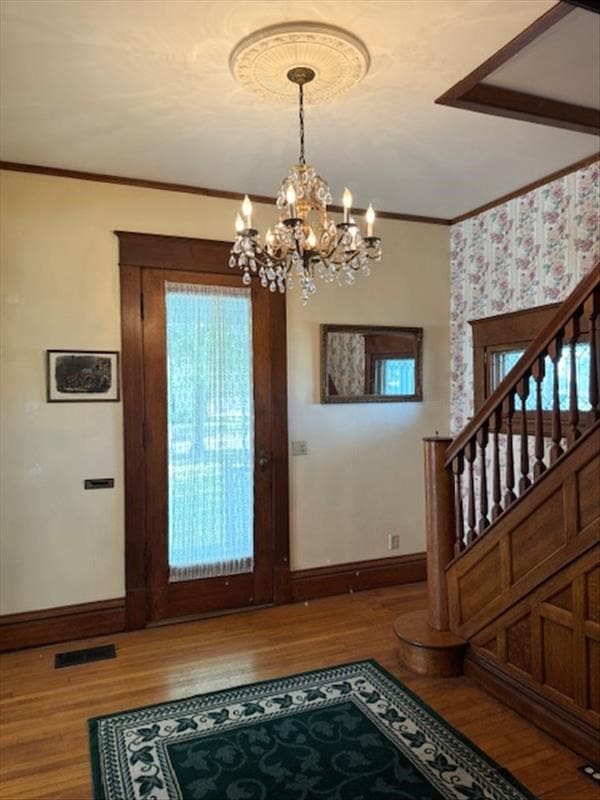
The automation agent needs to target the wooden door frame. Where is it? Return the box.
[117,231,291,630]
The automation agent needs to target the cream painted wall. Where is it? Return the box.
[287,219,450,569]
[0,169,450,614]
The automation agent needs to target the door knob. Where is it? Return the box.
[257,451,269,470]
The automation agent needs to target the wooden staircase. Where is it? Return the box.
[395,260,600,761]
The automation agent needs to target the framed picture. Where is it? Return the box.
[46,350,120,402]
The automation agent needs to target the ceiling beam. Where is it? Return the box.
[454,84,599,136]
[436,3,575,106]
[436,2,599,136]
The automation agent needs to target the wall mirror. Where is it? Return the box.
[321,325,423,404]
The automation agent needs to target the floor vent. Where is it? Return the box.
[579,765,600,784]
[54,643,116,669]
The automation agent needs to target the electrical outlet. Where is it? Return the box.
[292,441,308,456]
[388,534,400,550]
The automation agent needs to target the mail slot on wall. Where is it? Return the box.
[84,478,115,490]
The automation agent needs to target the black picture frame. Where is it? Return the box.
[46,350,120,402]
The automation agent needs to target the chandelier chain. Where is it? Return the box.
[298,83,305,166]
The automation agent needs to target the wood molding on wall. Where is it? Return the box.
[451,152,600,224]
[290,553,427,602]
[436,2,600,137]
[0,161,451,226]
[0,598,126,653]
[0,553,426,652]
[1,154,597,230]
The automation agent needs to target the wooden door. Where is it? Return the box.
[118,234,290,628]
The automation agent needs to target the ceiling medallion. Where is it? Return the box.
[229,24,381,304]
[229,21,371,104]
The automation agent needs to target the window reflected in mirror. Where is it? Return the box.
[321,325,423,403]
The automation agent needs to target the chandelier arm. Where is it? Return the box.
[332,247,363,267]
[316,243,338,263]
[325,229,365,266]
[314,228,348,263]
[316,236,347,264]
[316,252,332,272]
[250,244,293,274]
[251,246,282,267]
[331,227,379,267]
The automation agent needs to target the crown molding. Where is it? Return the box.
[450,151,599,224]
[0,161,452,226]
[2,155,597,228]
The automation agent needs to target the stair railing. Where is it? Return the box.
[444,260,600,557]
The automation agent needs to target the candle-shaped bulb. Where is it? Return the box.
[366,203,375,237]
[342,187,352,222]
[306,228,317,250]
[235,212,245,233]
[285,184,296,218]
[242,194,253,227]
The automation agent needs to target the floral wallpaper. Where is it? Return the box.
[327,332,365,396]
[450,161,600,434]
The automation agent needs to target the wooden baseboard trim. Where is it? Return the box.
[465,650,599,762]
[0,554,425,651]
[0,598,126,653]
[290,553,426,603]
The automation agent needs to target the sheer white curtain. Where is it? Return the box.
[165,282,254,582]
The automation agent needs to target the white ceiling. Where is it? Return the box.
[0,0,598,219]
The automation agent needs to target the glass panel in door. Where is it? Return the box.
[142,266,276,622]
[165,282,254,582]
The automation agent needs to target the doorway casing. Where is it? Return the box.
[117,231,291,630]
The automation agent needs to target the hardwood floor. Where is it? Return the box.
[0,583,596,799]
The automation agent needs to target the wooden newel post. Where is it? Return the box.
[423,436,455,631]
[394,436,466,677]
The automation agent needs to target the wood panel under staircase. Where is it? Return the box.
[447,424,599,640]
[467,545,599,762]
[395,260,600,761]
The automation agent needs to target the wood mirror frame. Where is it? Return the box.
[320,324,423,404]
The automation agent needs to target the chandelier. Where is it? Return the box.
[230,66,382,304]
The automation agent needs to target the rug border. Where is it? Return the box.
[87,657,538,800]
[363,660,539,800]
[88,714,106,800]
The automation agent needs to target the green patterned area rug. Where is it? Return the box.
[89,660,536,800]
